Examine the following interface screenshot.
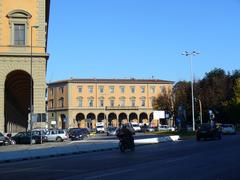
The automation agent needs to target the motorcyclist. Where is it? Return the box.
[117,124,134,146]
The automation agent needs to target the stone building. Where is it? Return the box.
[0,0,50,132]
[47,78,174,129]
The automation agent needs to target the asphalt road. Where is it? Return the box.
[0,135,239,180]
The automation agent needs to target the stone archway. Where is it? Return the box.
[76,113,85,128]
[97,113,105,122]
[119,112,127,126]
[86,113,96,129]
[4,70,32,133]
[139,112,148,125]
[108,113,117,127]
[129,112,138,123]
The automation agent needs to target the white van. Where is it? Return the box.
[131,122,141,132]
[96,122,105,133]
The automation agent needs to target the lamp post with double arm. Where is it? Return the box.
[181,51,200,131]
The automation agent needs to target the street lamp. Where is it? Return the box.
[181,51,200,131]
[30,25,39,145]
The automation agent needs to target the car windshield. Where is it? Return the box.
[97,126,104,128]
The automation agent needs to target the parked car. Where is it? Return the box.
[69,129,88,141]
[158,125,175,132]
[12,132,43,144]
[31,130,48,142]
[221,124,236,135]
[45,129,68,142]
[131,122,141,132]
[106,127,118,136]
[140,125,155,132]
[196,123,222,141]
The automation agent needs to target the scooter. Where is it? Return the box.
[119,136,135,152]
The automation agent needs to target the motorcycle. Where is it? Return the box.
[119,136,135,152]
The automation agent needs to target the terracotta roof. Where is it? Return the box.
[48,78,174,86]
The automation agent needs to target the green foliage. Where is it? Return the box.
[168,68,240,126]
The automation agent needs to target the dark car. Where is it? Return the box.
[12,132,43,144]
[31,130,48,142]
[70,129,88,141]
[69,128,89,140]
[196,123,222,141]
[106,127,118,136]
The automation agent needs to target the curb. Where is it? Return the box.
[0,135,180,164]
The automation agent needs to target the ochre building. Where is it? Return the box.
[47,78,174,129]
[0,0,50,133]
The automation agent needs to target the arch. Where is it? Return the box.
[108,113,117,126]
[129,112,138,122]
[86,113,96,129]
[139,112,148,124]
[7,9,32,19]
[87,113,96,120]
[76,113,85,128]
[60,114,66,129]
[4,70,32,133]
[97,113,105,122]
[119,112,127,126]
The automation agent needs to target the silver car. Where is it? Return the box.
[45,129,68,142]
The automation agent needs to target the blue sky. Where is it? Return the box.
[47,0,240,83]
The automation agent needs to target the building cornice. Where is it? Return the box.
[0,52,49,59]
[48,78,174,86]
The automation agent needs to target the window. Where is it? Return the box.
[51,113,54,117]
[88,86,93,93]
[131,99,136,107]
[7,10,32,46]
[78,86,82,93]
[130,86,135,93]
[88,99,94,107]
[109,86,114,93]
[99,86,104,93]
[120,86,125,93]
[150,86,155,93]
[141,99,146,107]
[141,86,145,93]
[110,99,114,107]
[59,98,64,107]
[14,24,25,45]
[78,97,83,107]
[120,99,125,106]
[160,86,166,93]
[99,99,104,107]
[59,87,64,94]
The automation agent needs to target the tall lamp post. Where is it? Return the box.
[30,25,39,145]
[181,51,200,131]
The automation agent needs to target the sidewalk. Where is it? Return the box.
[0,135,179,163]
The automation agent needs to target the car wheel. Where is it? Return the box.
[56,137,63,142]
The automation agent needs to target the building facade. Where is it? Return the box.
[0,0,50,132]
[47,79,174,129]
